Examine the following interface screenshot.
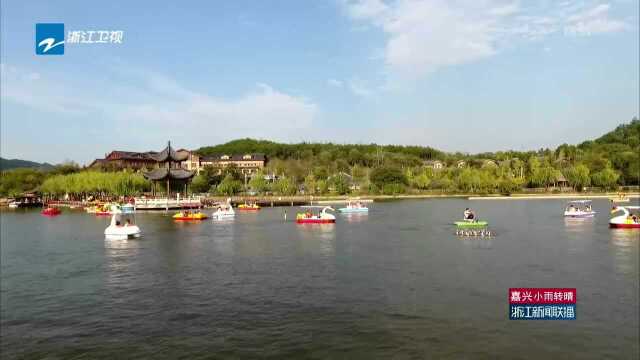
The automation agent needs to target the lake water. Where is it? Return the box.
[1,199,638,359]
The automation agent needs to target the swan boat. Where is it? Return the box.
[104,205,141,240]
[212,199,235,220]
[296,206,336,224]
[609,206,640,229]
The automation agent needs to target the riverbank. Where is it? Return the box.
[3,192,638,208]
[207,191,640,205]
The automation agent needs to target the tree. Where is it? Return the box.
[248,172,269,194]
[304,174,317,195]
[316,179,329,195]
[591,167,620,190]
[369,166,407,189]
[272,177,296,195]
[0,168,46,197]
[564,164,590,191]
[412,172,432,190]
[190,175,210,193]
[216,174,242,196]
[330,174,351,195]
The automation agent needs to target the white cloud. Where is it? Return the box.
[564,3,629,36]
[0,63,97,115]
[347,78,374,97]
[327,78,344,87]
[341,0,631,76]
[1,63,318,151]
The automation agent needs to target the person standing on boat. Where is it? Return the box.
[463,208,475,221]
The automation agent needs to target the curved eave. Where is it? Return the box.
[143,168,195,181]
[149,146,189,162]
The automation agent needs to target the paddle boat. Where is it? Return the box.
[212,199,235,220]
[610,193,630,203]
[338,200,369,213]
[87,203,112,216]
[173,209,208,221]
[609,206,640,229]
[455,220,489,228]
[455,208,488,227]
[296,206,336,224]
[564,200,596,218]
[104,205,141,240]
[41,207,61,216]
[238,202,260,211]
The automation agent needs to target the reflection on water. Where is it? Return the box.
[564,217,595,232]
[610,229,640,275]
[341,213,369,223]
[459,237,494,249]
[212,218,235,255]
[1,200,639,359]
[564,217,596,255]
[296,224,336,256]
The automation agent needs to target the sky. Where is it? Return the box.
[1,0,638,165]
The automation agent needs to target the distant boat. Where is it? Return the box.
[454,221,488,228]
[212,199,235,220]
[338,200,369,213]
[296,206,336,224]
[610,194,630,203]
[238,203,260,211]
[564,200,596,218]
[41,207,61,216]
[173,210,208,221]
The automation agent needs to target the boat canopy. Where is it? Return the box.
[567,200,592,204]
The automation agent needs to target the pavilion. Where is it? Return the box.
[143,141,195,197]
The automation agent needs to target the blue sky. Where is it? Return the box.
[1,0,638,164]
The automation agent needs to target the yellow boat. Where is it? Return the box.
[238,203,260,211]
[173,211,208,220]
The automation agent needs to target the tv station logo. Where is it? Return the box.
[509,288,576,320]
[35,23,124,55]
[35,23,65,55]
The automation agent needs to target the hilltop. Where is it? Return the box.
[0,158,55,171]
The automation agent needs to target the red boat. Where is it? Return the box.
[295,206,336,224]
[41,207,61,216]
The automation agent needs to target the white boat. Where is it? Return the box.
[609,206,640,229]
[337,200,369,213]
[212,199,235,220]
[8,201,19,208]
[564,200,596,218]
[104,205,141,240]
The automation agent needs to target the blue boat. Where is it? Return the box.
[338,200,369,213]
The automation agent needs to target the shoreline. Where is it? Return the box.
[2,192,638,208]
[208,192,640,204]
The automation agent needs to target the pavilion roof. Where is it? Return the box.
[149,142,189,162]
[143,168,195,181]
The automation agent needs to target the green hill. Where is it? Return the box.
[0,158,54,171]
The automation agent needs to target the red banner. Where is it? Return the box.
[509,288,576,304]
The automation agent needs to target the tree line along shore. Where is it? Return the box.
[1,119,638,201]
